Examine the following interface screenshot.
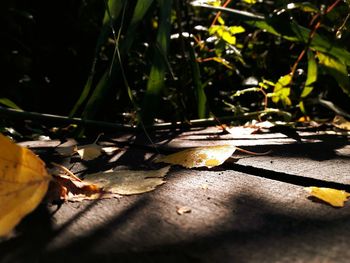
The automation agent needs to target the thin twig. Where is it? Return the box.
[235,146,272,156]
[210,0,232,27]
[51,162,82,182]
[0,106,291,131]
[290,0,342,76]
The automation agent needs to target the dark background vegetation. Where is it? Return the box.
[0,0,349,129]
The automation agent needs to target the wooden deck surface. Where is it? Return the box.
[1,127,350,263]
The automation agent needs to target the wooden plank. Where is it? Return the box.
[1,130,350,263]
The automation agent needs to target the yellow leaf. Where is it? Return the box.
[155,145,236,168]
[332,115,350,131]
[243,0,256,4]
[83,166,170,195]
[0,134,51,237]
[306,187,350,207]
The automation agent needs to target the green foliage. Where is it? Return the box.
[1,0,350,125]
[317,52,350,96]
[141,0,173,124]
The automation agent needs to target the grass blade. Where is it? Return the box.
[121,0,154,54]
[0,98,21,110]
[69,0,124,117]
[141,0,173,124]
[189,45,207,118]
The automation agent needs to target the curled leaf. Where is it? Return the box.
[50,162,103,202]
[155,145,236,168]
[332,115,350,131]
[53,174,103,201]
[0,134,51,237]
[306,187,350,207]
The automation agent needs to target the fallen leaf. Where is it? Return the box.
[77,144,119,161]
[176,206,192,215]
[83,166,170,195]
[53,138,78,157]
[305,187,350,207]
[225,126,260,136]
[252,120,275,129]
[49,162,104,202]
[77,143,103,160]
[332,115,350,131]
[155,145,236,168]
[0,134,51,237]
[56,145,78,157]
[53,173,104,201]
[101,146,120,154]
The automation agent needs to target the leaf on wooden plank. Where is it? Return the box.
[53,173,105,202]
[225,126,260,136]
[49,162,105,202]
[332,115,350,131]
[305,187,350,207]
[77,143,103,160]
[77,143,119,161]
[155,145,236,168]
[83,166,170,195]
[0,134,51,237]
[56,145,78,157]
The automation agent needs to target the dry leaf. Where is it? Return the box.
[225,126,259,136]
[54,139,78,157]
[77,144,119,161]
[53,173,104,201]
[49,162,104,202]
[77,143,103,160]
[83,166,170,195]
[155,145,236,168]
[306,187,350,207]
[0,134,51,237]
[56,145,78,157]
[332,115,350,131]
[176,206,192,215]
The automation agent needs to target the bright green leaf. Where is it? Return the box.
[217,16,225,25]
[243,0,256,4]
[278,74,292,86]
[317,52,350,96]
[229,26,245,34]
[306,51,317,86]
[299,101,307,114]
[301,86,314,98]
[208,25,220,35]
[221,31,236,44]
[272,75,292,106]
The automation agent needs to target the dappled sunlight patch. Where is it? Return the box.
[155,145,236,168]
